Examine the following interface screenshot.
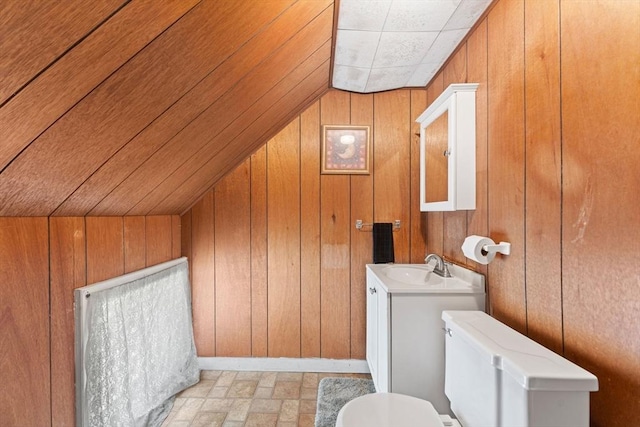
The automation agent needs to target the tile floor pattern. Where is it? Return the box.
[162,370,371,427]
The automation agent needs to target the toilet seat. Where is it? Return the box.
[336,392,460,427]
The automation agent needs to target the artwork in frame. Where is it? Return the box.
[321,125,370,174]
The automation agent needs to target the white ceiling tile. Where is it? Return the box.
[338,0,392,31]
[422,29,467,63]
[332,65,371,92]
[444,0,493,30]
[372,31,438,67]
[406,62,442,86]
[332,0,490,92]
[334,30,381,68]
[384,0,462,32]
[365,66,417,92]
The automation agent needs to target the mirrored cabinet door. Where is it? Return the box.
[417,83,478,212]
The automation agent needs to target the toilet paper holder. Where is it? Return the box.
[462,235,511,265]
[482,241,511,256]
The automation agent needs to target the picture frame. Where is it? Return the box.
[321,125,370,174]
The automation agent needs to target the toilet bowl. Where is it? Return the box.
[337,311,598,427]
[336,393,459,427]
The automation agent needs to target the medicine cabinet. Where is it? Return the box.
[416,83,478,211]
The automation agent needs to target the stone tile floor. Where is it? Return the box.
[161,370,371,427]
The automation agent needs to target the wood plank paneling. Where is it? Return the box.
[486,0,526,333]
[50,217,86,427]
[0,0,295,216]
[561,1,640,425]
[124,216,146,273]
[250,147,269,357]
[60,0,331,216]
[0,218,50,427]
[409,90,428,263]
[465,19,489,277]
[442,46,469,266]
[145,215,173,266]
[349,93,374,359]
[373,90,411,263]
[1,0,200,174]
[191,192,216,356]
[300,102,322,357]
[0,0,123,105]
[524,0,562,354]
[267,120,301,357]
[215,163,252,356]
[125,12,334,216]
[320,91,351,359]
[425,73,445,256]
[156,58,332,215]
[181,212,193,283]
[172,215,181,260]
[86,216,124,283]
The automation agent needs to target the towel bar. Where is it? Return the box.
[355,219,401,231]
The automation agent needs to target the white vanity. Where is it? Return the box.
[365,263,485,414]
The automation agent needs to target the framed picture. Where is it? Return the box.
[321,125,370,174]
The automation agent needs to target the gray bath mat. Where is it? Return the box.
[315,377,376,427]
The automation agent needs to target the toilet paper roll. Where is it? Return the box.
[461,235,496,265]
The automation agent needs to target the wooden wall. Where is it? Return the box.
[0,215,180,427]
[181,90,428,359]
[428,0,639,425]
[183,0,639,425]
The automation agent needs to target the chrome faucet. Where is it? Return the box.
[424,253,452,278]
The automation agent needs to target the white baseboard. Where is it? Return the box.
[198,357,370,373]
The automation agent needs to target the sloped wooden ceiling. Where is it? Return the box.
[0,0,333,216]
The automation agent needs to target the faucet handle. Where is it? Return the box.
[441,262,452,278]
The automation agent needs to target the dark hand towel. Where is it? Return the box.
[372,223,395,264]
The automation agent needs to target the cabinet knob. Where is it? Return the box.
[368,287,377,294]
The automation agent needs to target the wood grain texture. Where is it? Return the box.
[181,212,193,283]
[267,120,301,358]
[561,1,640,425]
[171,215,181,259]
[124,216,146,273]
[154,57,332,215]
[442,46,469,265]
[86,216,124,284]
[250,147,269,357]
[374,90,411,263]
[50,217,86,427]
[145,215,173,266]
[0,218,50,427]
[465,19,489,277]
[486,0,526,334]
[349,93,374,359]
[1,0,200,174]
[425,74,445,256]
[63,0,330,216]
[124,10,334,216]
[0,0,123,105]
[214,162,252,356]
[300,101,322,358]
[523,0,562,354]
[320,91,351,359]
[409,90,428,263]
[191,191,216,356]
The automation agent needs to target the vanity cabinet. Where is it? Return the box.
[365,265,485,414]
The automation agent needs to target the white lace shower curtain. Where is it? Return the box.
[80,258,199,426]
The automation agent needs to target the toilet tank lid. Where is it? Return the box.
[442,311,598,392]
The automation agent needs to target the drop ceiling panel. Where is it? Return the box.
[333,0,493,93]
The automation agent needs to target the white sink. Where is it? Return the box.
[384,266,444,285]
[368,263,485,294]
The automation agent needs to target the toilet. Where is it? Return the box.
[337,310,598,427]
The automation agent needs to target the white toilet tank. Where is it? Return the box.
[442,311,598,427]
